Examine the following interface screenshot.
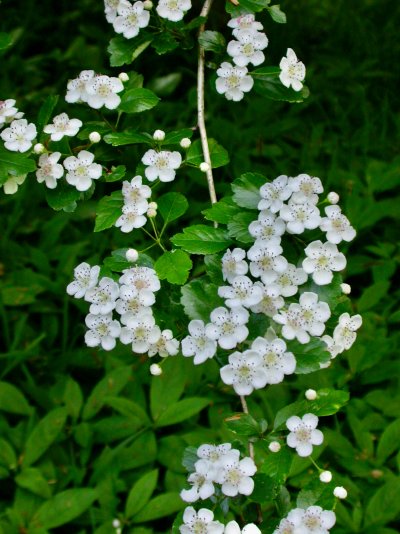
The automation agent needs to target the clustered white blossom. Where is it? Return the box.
[115,175,152,232]
[141,149,182,183]
[0,99,24,127]
[157,0,192,21]
[274,506,336,533]
[279,47,306,92]
[0,118,37,153]
[66,262,179,358]
[43,113,82,141]
[65,70,124,110]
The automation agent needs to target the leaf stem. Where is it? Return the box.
[240,395,255,459]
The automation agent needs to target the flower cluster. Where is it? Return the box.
[65,70,124,110]
[180,443,257,502]
[156,0,192,22]
[105,0,150,38]
[274,506,336,534]
[0,99,24,127]
[115,175,152,232]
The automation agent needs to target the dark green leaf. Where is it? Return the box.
[227,211,255,243]
[94,191,123,232]
[118,88,160,114]
[181,279,224,322]
[171,225,232,254]
[108,35,153,67]
[202,197,241,224]
[186,138,229,169]
[0,145,36,184]
[0,32,12,50]
[0,381,32,415]
[225,412,260,437]
[103,131,152,146]
[232,172,266,209]
[377,419,400,464]
[260,446,292,484]
[132,492,184,523]
[15,468,52,499]
[104,396,150,425]
[158,192,189,224]
[152,33,179,55]
[198,31,226,54]
[0,438,17,469]
[45,181,80,212]
[154,250,192,285]
[267,4,287,23]
[150,358,186,421]
[249,473,278,503]
[37,95,59,135]
[357,280,390,312]
[63,378,83,420]
[104,165,126,182]
[365,479,400,527]
[155,397,210,427]
[126,469,159,518]
[288,338,331,374]
[163,129,194,145]
[254,75,310,103]
[182,446,199,472]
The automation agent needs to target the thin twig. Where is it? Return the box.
[240,395,255,459]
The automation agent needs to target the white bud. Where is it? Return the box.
[118,72,129,82]
[33,143,45,154]
[180,137,191,148]
[125,248,139,262]
[143,0,153,9]
[340,283,351,295]
[199,162,210,172]
[148,201,158,210]
[153,129,165,141]
[112,519,121,528]
[333,486,348,499]
[268,441,281,453]
[305,389,317,401]
[147,208,157,218]
[320,470,332,483]
[327,191,340,204]
[150,363,162,376]
[89,131,101,143]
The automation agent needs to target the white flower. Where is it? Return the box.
[197,443,238,465]
[104,0,131,23]
[248,211,286,242]
[218,275,263,309]
[63,150,102,191]
[120,312,161,353]
[215,451,257,497]
[287,506,336,533]
[180,507,224,534]
[227,32,268,67]
[148,329,179,357]
[85,313,121,351]
[1,174,27,194]
[280,200,321,234]
[320,205,356,244]
[320,334,344,360]
[0,99,23,126]
[258,175,293,213]
[286,413,324,457]
[279,48,306,92]
[273,264,308,297]
[273,516,296,534]
[302,240,346,285]
[228,14,264,40]
[180,459,217,502]
[225,521,261,534]
[43,113,82,141]
[1,119,36,152]
[141,149,182,182]
[156,0,191,22]
[221,248,249,283]
[36,152,64,189]
[67,262,100,299]
[289,174,323,204]
[216,62,254,102]
[247,239,288,283]
[182,320,217,365]
[65,70,95,103]
[113,1,150,39]
[122,175,151,211]
[115,204,147,232]
[85,277,120,314]
[332,312,362,350]
[249,282,284,317]
[115,284,154,323]
[250,336,296,384]
[85,75,124,110]
[220,350,268,395]
[119,266,161,294]
[205,306,249,350]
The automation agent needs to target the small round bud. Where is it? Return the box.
[333,486,348,499]
[148,201,158,210]
[112,519,121,528]
[147,208,157,218]
[305,389,317,401]
[340,283,351,295]
[327,191,340,204]
[199,162,210,173]
[125,248,139,262]
[371,469,383,479]
[268,441,281,453]
[319,470,332,483]
[150,363,162,376]
[118,72,129,82]
[33,143,45,154]
[153,129,165,141]
[143,0,153,9]
[180,137,191,149]
[89,131,101,143]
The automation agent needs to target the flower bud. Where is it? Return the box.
[153,129,165,141]
[199,161,210,172]
[125,248,139,262]
[112,519,121,529]
[147,208,157,218]
[148,201,158,210]
[143,0,153,9]
[340,283,351,295]
[333,486,348,499]
[89,131,101,143]
[33,143,45,154]
[180,137,191,148]
[305,389,317,400]
[118,72,129,82]
[150,363,162,376]
[327,191,340,204]
[268,441,281,453]
[319,470,332,483]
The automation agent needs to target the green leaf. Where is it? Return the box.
[132,492,184,523]
[23,407,68,467]
[365,478,400,527]
[108,35,153,67]
[0,145,36,185]
[377,418,400,464]
[0,381,32,415]
[158,192,189,224]
[155,250,192,285]
[182,446,199,472]
[155,397,210,427]
[171,225,232,254]
[118,88,160,114]
[37,95,59,135]
[227,211,255,243]
[288,338,331,374]
[202,197,241,224]
[357,280,390,312]
[254,73,310,103]
[163,129,194,145]
[232,172,266,208]
[150,358,186,421]
[185,16,206,30]
[198,31,226,54]
[104,165,126,182]
[104,396,150,425]
[0,438,17,469]
[45,181,80,212]
[152,33,179,55]
[181,279,224,322]
[94,191,123,232]
[249,473,278,503]
[32,488,97,529]
[0,32,12,50]
[63,378,83,420]
[296,478,336,510]
[15,468,52,499]
[126,469,159,518]
[186,138,229,169]
[230,0,271,13]
[267,4,287,23]
[260,446,292,484]
[103,131,152,146]
[224,413,260,437]
[149,73,182,97]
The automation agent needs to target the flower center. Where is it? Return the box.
[264,351,277,366]
[243,43,254,56]
[98,84,111,97]
[227,75,240,88]
[97,323,109,336]
[128,14,138,25]
[76,166,87,176]
[226,468,241,485]
[296,427,311,442]
[167,0,178,9]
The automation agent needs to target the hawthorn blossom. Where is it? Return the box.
[120,312,161,353]
[279,48,306,92]
[0,99,23,126]
[216,62,254,102]
[250,282,284,317]
[65,70,95,103]
[36,152,64,189]
[85,277,120,314]
[182,320,217,364]
[116,284,155,323]
[148,329,179,357]
[180,459,217,502]
[85,75,124,110]
[247,239,288,283]
[66,262,100,299]
[179,507,224,534]
[321,334,344,360]
[156,0,192,22]
[248,211,286,242]
[85,313,121,351]
[227,31,269,67]
[104,0,130,23]
[43,113,82,141]
[221,248,249,283]
[289,173,323,204]
[225,522,261,534]
[197,443,238,464]
[280,200,321,234]
[286,413,324,457]
[285,506,336,533]
[302,240,346,285]
[228,14,264,40]
[273,264,308,297]
[141,149,182,182]
[119,266,161,295]
[250,336,296,384]
[258,175,293,213]
[332,313,362,350]
[115,204,147,232]
[205,306,249,350]
[63,150,102,191]
[1,119,37,152]
[1,174,26,195]
[273,516,296,534]
[220,350,268,395]
[215,451,257,496]
[122,176,151,211]
[320,205,356,244]
[113,1,150,39]
[218,275,263,309]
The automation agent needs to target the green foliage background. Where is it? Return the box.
[1,0,400,532]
